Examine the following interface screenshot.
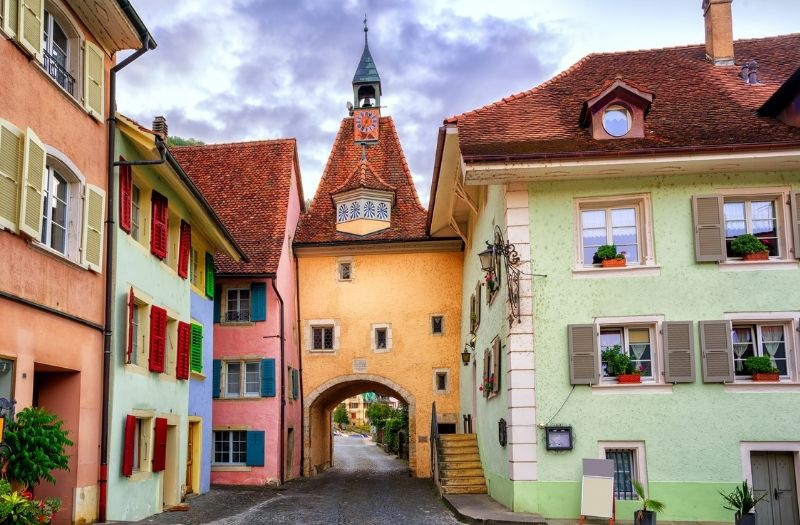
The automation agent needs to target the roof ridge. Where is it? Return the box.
[382,116,426,211]
[173,138,296,150]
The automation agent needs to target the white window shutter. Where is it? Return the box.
[2,0,19,38]
[18,127,46,240]
[17,0,43,59]
[81,183,105,272]
[83,41,104,121]
[0,123,22,232]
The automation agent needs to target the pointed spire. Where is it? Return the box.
[352,15,380,85]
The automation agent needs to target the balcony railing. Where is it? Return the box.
[43,51,75,96]
[225,310,250,323]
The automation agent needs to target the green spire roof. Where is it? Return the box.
[352,19,380,84]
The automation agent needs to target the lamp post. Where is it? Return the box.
[462,332,477,366]
[479,225,522,323]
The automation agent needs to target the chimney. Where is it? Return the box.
[703,0,735,66]
[152,116,168,141]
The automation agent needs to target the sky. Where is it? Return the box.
[117,1,800,206]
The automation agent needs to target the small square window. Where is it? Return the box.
[575,195,654,269]
[225,288,250,323]
[605,448,638,500]
[436,372,447,392]
[375,328,387,349]
[431,315,444,335]
[338,262,352,281]
[214,430,247,464]
[313,327,334,351]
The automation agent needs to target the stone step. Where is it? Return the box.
[439,460,483,470]
[439,440,478,449]
[440,484,488,495]
[440,476,486,487]
[439,434,477,442]
[439,447,480,456]
[441,467,486,477]
[438,452,481,462]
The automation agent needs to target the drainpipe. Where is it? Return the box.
[100,21,156,522]
[294,255,304,476]
[270,277,286,484]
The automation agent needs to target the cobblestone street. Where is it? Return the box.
[136,435,461,525]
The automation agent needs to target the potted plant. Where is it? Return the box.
[720,481,766,525]
[480,375,496,395]
[485,272,497,293]
[633,480,665,525]
[601,347,641,383]
[595,244,626,268]
[744,356,780,382]
[730,234,769,261]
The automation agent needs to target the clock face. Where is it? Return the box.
[355,110,378,133]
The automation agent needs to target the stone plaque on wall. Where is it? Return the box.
[352,359,368,373]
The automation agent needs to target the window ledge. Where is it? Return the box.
[211,465,252,472]
[725,382,800,393]
[718,260,798,272]
[220,321,255,327]
[128,471,152,482]
[308,350,336,355]
[572,265,661,279]
[29,241,89,272]
[592,383,673,395]
[190,371,206,380]
[217,397,265,401]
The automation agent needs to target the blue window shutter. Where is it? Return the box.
[213,285,221,323]
[212,359,222,398]
[261,358,276,397]
[245,430,265,466]
[292,369,299,399]
[250,283,267,322]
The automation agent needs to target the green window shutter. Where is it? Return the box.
[568,324,598,385]
[692,195,726,262]
[18,127,46,240]
[205,253,215,298]
[260,358,276,397]
[699,320,734,383]
[250,282,266,322]
[791,192,800,260]
[17,0,43,59]
[81,184,105,272]
[2,0,19,38]
[212,359,222,398]
[83,40,105,121]
[663,321,696,383]
[213,285,221,323]
[190,324,203,373]
[245,430,265,466]
[0,123,22,232]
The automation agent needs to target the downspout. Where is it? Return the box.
[294,254,304,476]
[100,31,156,523]
[270,277,286,484]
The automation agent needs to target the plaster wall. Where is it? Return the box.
[189,290,213,493]
[299,249,463,478]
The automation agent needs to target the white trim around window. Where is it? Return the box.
[598,441,648,499]
[593,315,666,388]
[724,312,800,387]
[336,257,353,281]
[371,323,392,353]
[305,319,339,353]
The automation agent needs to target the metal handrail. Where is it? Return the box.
[43,51,75,96]
[430,401,440,491]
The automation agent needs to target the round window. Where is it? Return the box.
[602,106,631,137]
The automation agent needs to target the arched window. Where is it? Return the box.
[41,1,82,99]
[40,151,85,262]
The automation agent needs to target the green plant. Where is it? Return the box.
[366,403,395,430]
[601,346,632,376]
[2,407,72,489]
[633,480,665,522]
[730,234,769,256]
[744,356,779,374]
[333,404,349,428]
[594,244,624,261]
[720,481,766,519]
[0,479,61,524]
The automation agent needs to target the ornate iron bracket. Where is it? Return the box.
[479,225,521,324]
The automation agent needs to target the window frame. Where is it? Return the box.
[593,316,665,386]
[131,183,141,241]
[40,1,83,101]
[222,360,261,398]
[371,323,392,353]
[431,315,444,336]
[307,320,339,353]
[337,259,353,281]
[130,411,154,475]
[213,430,248,465]
[599,325,657,383]
[434,368,450,394]
[37,153,84,263]
[721,192,789,261]
[40,165,69,254]
[224,287,251,323]
[598,441,648,501]
[726,317,796,383]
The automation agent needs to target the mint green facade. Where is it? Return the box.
[459,172,800,522]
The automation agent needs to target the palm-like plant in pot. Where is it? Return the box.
[720,481,766,525]
[633,480,665,525]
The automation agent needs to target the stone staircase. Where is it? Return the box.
[437,434,487,495]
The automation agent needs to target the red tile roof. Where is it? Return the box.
[332,160,397,196]
[171,139,301,275]
[295,116,428,245]
[447,34,800,159]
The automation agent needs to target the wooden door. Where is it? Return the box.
[185,422,194,494]
[751,452,799,525]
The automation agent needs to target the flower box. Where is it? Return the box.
[742,251,769,261]
[617,374,641,384]
[752,372,780,382]
[601,258,626,268]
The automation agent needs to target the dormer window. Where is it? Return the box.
[602,105,631,137]
[581,79,653,140]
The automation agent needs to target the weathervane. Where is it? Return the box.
[363,14,368,43]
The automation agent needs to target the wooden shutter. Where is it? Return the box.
[699,320,734,383]
[122,414,136,476]
[791,192,800,260]
[491,337,501,393]
[177,220,191,278]
[213,285,221,323]
[474,281,481,329]
[83,40,105,121]
[17,0,43,59]
[81,184,105,272]
[190,324,203,373]
[0,123,22,231]
[126,288,135,364]
[2,0,19,37]
[176,321,190,380]
[292,369,299,400]
[568,324,599,385]
[482,348,490,398]
[148,306,167,373]
[692,195,726,262]
[150,192,168,259]
[212,359,221,398]
[663,321,696,383]
[205,253,215,298]
[18,127,46,240]
[250,282,266,321]
[245,430,265,466]
[261,358,276,397]
[119,160,131,233]
[152,417,167,472]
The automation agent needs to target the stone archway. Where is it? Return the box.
[303,374,417,477]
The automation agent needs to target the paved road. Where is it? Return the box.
[138,435,461,525]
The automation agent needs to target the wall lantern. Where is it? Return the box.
[478,225,522,323]
[498,418,507,447]
[461,332,477,366]
[544,425,573,451]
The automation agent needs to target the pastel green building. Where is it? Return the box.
[429,5,800,524]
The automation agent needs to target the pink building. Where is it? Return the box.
[172,140,304,484]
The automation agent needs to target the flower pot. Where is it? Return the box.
[752,372,780,382]
[617,374,642,383]
[602,258,626,268]
[634,510,657,525]
[735,513,756,525]
[742,251,769,261]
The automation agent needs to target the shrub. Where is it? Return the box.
[601,346,632,376]
[0,479,61,524]
[594,244,620,261]
[744,355,779,374]
[720,481,766,519]
[730,234,768,256]
[2,407,72,488]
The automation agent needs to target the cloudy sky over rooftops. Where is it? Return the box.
[117,0,800,206]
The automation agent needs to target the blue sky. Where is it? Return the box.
[117,1,800,205]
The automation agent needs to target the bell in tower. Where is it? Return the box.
[352,15,381,110]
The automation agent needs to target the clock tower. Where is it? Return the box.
[352,17,381,143]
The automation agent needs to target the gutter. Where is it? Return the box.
[294,253,304,477]
[270,277,286,484]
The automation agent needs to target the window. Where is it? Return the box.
[123,413,154,476]
[131,185,141,241]
[224,361,260,398]
[600,326,655,381]
[130,304,140,365]
[313,327,334,351]
[483,338,501,399]
[214,430,247,464]
[435,370,449,393]
[724,199,780,258]
[375,328,387,349]
[606,448,637,500]
[602,105,631,137]
[431,315,444,335]
[42,9,74,95]
[732,324,790,379]
[576,195,654,268]
[0,358,15,401]
[225,288,250,322]
[371,323,392,352]
[338,261,352,281]
[40,166,68,253]
[349,402,358,409]
[190,247,200,288]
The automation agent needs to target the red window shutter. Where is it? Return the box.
[122,414,136,476]
[176,321,190,380]
[148,306,167,373]
[127,288,135,364]
[119,158,132,233]
[152,417,168,472]
[178,220,191,279]
[150,192,168,259]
